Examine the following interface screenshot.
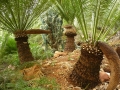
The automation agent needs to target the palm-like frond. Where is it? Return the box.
[51,0,76,24]
[72,0,91,41]
[96,0,120,41]
[52,0,120,43]
[74,0,120,43]
[0,0,51,32]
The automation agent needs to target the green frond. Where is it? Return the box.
[73,0,120,43]
[92,0,101,43]
[51,0,76,24]
[97,0,120,41]
[0,0,51,33]
[72,0,91,41]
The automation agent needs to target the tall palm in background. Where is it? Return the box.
[0,0,51,63]
[51,0,120,89]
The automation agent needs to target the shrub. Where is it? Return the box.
[0,35,17,58]
[30,43,53,60]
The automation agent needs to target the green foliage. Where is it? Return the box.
[0,33,19,66]
[1,35,17,55]
[19,61,39,70]
[30,43,53,60]
[0,33,9,57]
[1,53,19,66]
[37,76,60,90]
[40,8,64,51]
[28,34,43,44]
[74,0,120,43]
[0,0,51,32]
[51,0,76,24]
[0,69,60,90]
[0,68,23,90]
[28,34,53,61]
[52,0,120,44]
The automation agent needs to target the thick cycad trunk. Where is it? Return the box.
[14,29,51,63]
[64,25,77,52]
[64,36,76,52]
[14,31,34,63]
[116,46,120,57]
[70,43,103,89]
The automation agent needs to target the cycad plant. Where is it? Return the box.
[51,0,77,52]
[50,0,76,25]
[71,0,120,89]
[52,0,120,89]
[116,46,120,57]
[63,25,77,52]
[0,0,51,63]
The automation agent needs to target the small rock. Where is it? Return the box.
[99,71,110,82]
[73,86,81,90]
[102,64,111,73]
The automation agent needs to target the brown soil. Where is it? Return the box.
[23,40,120,90]
[41,50,80,90]
[40,48,120,90]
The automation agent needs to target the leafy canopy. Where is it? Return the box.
[51,0,76,24]
[52,0,120,43]
[0,0,51,32]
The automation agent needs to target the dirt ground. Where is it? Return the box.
[41,39,120,90]
[41,49,80,90]
[23,39,120,90]
[40,49,120,90]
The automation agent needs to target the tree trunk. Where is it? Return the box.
[63,25,77,52]
[70,43,103,89]
[14,31,34,63]
[116,46,120,58]
[15,37,34,63]
[64,36,76,52]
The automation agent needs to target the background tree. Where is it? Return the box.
[0,0,51,63]
[40,8,64,51]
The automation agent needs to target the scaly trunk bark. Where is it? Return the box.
[64,36,76,52]
[63,25,77,52]
[14,31,34,63]
[70,43,103,89]
[15,36,34,63]
[14,29,51,63]
[116,46,120,58]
